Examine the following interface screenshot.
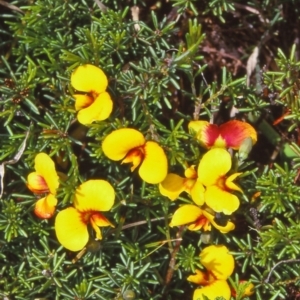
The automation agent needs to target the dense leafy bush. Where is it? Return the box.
[1,0,300,299]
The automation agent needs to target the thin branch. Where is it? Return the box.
[163,225,184,295]
[0,0,24,13]
[265,259,300,283]
[93,0,107,12]
[0,127,31,199]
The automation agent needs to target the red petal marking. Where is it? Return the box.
[219,120,253,149]
[203,124,220,147]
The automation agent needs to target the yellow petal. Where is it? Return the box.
[193,280,231,300]
[159,173,186,201]
[90,218,102,240]
[188,120,209,135]
[184,165,197,179]
[90,213,114,240]
[205,186,240,215]
[71,64,108,94]
[34,153,59,195]
[138,141,168,184]
[212,135,227,148]
[226,172,243,192]
[77,92,113,125]
[189,120,220,148]
[200,245,234,280]
[170,205,203,227]
[202,210,235,233]
[74,180,115,212]
[34,194,57,219]
[187,269,207,285]
[74,94,94,111]
[219,120,257,149]
[27,172,49,193]
[122,148,143,172]
[190,180,205,206]
[102,128,145,161]
[91,212,114,227]
[55,207,89,251]
[198,148,231,186]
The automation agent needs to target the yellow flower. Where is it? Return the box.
[170,204,235,233]
[189,120,257,150]
[197,148,242,215]
[102,128,168,184]
[27,153,59,219]
[71,64,113,125]
[188,245,234,300]
[159,166,204,205]
[55,180,115,251]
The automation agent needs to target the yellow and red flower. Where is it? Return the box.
[71,64,113,125]
[188,245,234,300]
[170,204,235,233]
[159,165,204,205]
[102,128,168,184]
[27,153,59,219]
[189,120,257,150]
[197,148,242,215]
[55,180,115,251]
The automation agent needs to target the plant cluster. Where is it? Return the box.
[1,0,300,299]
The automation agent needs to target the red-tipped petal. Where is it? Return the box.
[219,120,257,149]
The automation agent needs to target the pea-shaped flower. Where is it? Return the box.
[159,165,204,205]
[197,148,242,215]
[27,153,59,219]
[102,128,168,184]
[189,120,257,150]
[188,245,235,300]
[71,64,113,125]
[170,204,235,233]
[55,180,115,251]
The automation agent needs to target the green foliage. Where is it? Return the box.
[1,0,300,299]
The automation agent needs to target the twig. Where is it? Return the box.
[264,259,300,283]
[192,62,209,120]
[163,226,184,292]
[93,0,107,12]
[233,2,269,24]
[0,127,31,199]
[121,217,166,230]
[0,0,24,13]
[131,6,141,32]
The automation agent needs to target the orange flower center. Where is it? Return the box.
[90,90,99,100]
[199,271,216,286]
[190,215,211,231]
[216,176,227,191]
[81,211,93,224]
[183,178,197,192]
[81,211,107,225]
[122,146,145,172]
[196,215,211,231]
